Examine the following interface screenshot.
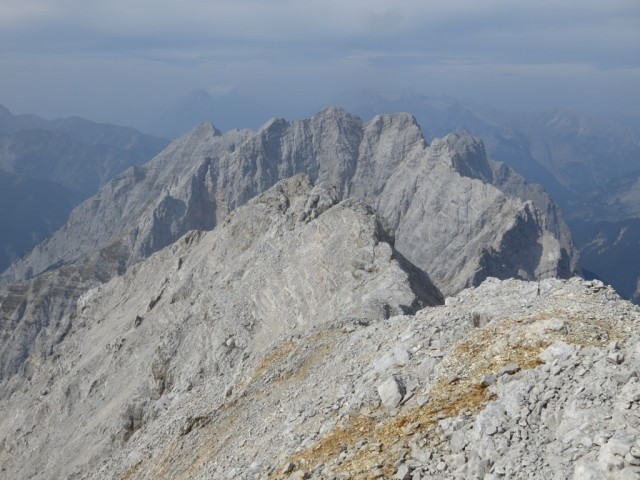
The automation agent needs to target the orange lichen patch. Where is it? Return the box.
[434,312,628,394]
[299,415,377,466]
[531,312,627,346]
[581,317,625,344]
[282,343,334,383]
[268,414,376,479]
[124,437,183,480]
[433,328,544,391]
[120,461,143,480]
[246,329,339,390]
[271,312,633,479]
[343,384,494,478]
[249,340,295,384]
[343,380,498,477]
[269,380,495,479]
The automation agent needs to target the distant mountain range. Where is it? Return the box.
[342,92,640,199]
[0,105,169,271]
[2,93,639,302]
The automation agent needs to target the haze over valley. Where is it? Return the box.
[1,2,639,479]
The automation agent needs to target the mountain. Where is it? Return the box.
[505,109,640,194]
[565,174,640,301]
[0,104,49,131]
[0,176,636,477]
[0,104,169,151]
[0,105,169,272]
[0,108,575,390]
[0,105,169,196]
[341,91,501,141]
[0,111,635,480]
[570,217,640,303]
[343,92,640,199]
[343,92,640,303]
[569,170,640,223]
[0,129,159,197]
[1,108,576,294]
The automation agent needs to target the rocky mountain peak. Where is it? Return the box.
[431,131,494,183]
[1,109,577,293]
[312,105,357,121]
[259,116,289,134]
[365,112,425,148]
[179,121,221,141]
[1,107,634,480]
[0,108,577,383]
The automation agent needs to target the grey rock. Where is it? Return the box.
[619,467,640,480]
[538,340,576,363]
[282,462,295,474]
[449,431,469,453]
[607,351,626,365]
[378,376,406,410]
[411,447,433,464]
[625,452,640,466]
[607,432,635,457]
[477,373,497,387]
[394,463,413,480]
[597,433,634,471]
[498,363,521,376]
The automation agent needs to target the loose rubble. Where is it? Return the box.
[2,258,638,480]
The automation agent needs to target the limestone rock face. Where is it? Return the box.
[0,175,442,479]
[0,108,577,383]
[1,108,576,294]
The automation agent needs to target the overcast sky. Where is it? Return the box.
[1,0,639,129]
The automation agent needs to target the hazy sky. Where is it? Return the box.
[1,0,639,128]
